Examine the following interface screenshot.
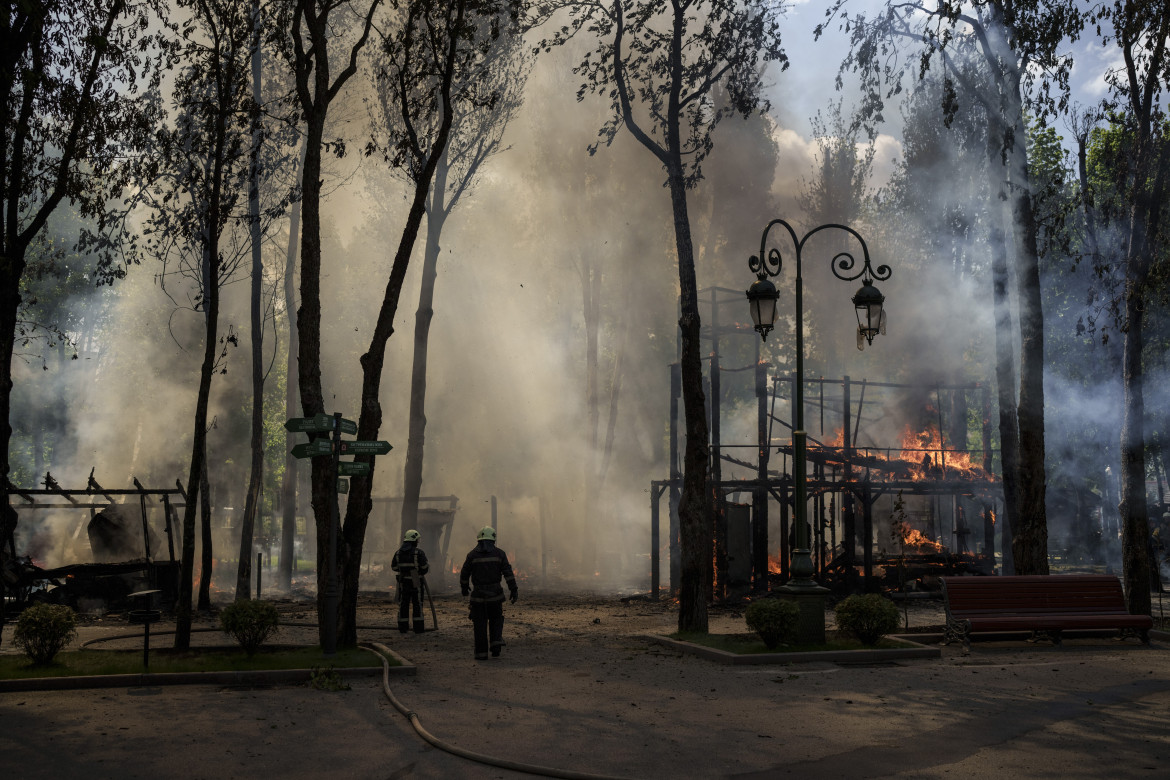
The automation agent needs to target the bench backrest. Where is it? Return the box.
[941,574,1129,616]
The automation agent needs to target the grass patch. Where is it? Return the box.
[669,631,916,655]
[0,645,392,680]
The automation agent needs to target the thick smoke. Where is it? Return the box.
[11,11,1152,600]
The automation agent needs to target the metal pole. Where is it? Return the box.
[789,236,815,587]
[711,289,725,599]
[753,352,769,592]
[651,485,661,598]
[323,412,342,657]
[540,495,548,587]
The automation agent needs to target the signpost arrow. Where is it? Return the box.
[284,413,357,435]
[337,461,372,477]
[291,439,334,459]
[340,440,392,455]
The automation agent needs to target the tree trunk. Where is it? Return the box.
[237,0,265,600]
[291,0,381,648]
[1006,82,1049,575]
[1118,141,1169,616]
[666,160,710,633]
[176,240,221,647]
[279,145,304,593]
[400,152,450,542]
[297,103,333,647]
[0,259,25,627]
[986,118,1021,576]
[328,0,466,648]
[198,453,213,610]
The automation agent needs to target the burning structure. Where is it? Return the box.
[650,287,1004,598]
[1,472,183,614]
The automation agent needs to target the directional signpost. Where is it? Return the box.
[340,440,392,456]
[291,439,334,459]
[284,413,357,435]
[337,461,372,477]
[285,412,392,656]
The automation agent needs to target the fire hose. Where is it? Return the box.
[362,642,635,780]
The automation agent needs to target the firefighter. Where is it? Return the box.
[391,529,430,634]
[459,526,518,660]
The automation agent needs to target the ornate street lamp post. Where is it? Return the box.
[746,219,891,640]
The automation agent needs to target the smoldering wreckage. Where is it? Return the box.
[2,473,184,614]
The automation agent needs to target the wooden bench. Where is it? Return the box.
[940,574,1153,649]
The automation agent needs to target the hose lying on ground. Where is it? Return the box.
[361,643,635,780]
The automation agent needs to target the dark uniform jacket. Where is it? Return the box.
[391,543,429,587]
[459,541,517,603]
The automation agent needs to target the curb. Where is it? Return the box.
[644,634,941,665]
[0,646,417,693]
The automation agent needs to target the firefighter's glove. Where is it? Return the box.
[509,589,518,604]
[461,587,470,598]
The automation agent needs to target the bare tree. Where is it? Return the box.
[283,0,381,645]
[529,0,788,632]
[235,0,300,601]
[331,0,522,648]
[137,0,262,647]
[369,10,530,545]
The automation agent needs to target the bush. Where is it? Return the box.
[14,604,78,665]
[834,594,900,645]
[745,598,799,649]
[219,600,280,657]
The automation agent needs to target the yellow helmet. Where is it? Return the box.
[477,526,497,541]
[404,529,420,543]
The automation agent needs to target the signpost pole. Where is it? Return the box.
[322,412,343,657]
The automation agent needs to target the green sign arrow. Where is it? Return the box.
[285,413,357,435]
[340,440,392,456]
[284,413,332,433]
[291,439,334,459]
[337,461,371,477]
[336,479,349,495]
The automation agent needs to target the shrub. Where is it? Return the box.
[745,598,799,649]
[14,604,78,665]
[219,600,280,657]
[834,594,900,645]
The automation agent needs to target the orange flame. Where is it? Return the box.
[808,423,994,482]
[767,551,784,574]
[895,524,945,553]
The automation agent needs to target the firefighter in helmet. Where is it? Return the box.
[391,529,430,634]
[459,526,518,660]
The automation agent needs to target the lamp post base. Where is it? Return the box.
[777,582,830,646]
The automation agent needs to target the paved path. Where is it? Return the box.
[2,594,1168,779]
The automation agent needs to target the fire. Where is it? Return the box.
[807,423,994,482]
[767,551,784,574]
[895,524,945,553]
[896,425,988,481]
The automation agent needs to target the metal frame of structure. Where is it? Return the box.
[648,287,1004,599]
[1,471,187,614]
